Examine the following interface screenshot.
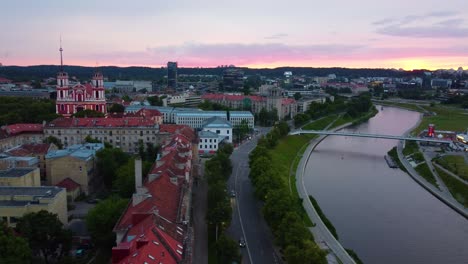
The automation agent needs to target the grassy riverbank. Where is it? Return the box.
[387,147,407,172]
[435,167,468,207]
[308,195,338,239]
[414,162,439,189]
[435,155,468,181]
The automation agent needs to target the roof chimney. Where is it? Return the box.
[135,157,143,191]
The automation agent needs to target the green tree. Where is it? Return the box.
[96,148,130,188]
[122,95,132,102]
[0,221,31,264]
[86,196,128,250]
[84,135,101,143]
[294,92,302,100]
[16,210,72,264]
[233,120,250,143]
[72,109,105,118]
[44,136,63,149]
[215,234,241,263]
[108,103,125,113]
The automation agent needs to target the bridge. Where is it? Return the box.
[289,130,452,144]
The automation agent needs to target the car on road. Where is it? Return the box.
[86,198,100,204]
[239,238,246,248]
[230,190,236,197]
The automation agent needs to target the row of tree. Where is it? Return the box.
[249,122,327,263]
[204,144,241,263]
[0,97,59,126]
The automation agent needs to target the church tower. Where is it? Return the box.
[91,70,106,113]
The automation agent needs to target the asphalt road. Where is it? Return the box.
[226,127,282,264]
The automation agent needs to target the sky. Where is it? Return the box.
[1,0,468,70]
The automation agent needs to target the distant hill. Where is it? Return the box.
[0,65,427,82]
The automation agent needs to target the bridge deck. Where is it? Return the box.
[289,130,451,144]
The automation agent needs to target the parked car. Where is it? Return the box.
[230,190,236,197]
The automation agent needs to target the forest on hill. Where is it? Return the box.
[0,65,427,82]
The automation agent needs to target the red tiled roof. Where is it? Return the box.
[5,143,51,156]
[113,215,179,264]
[47,117,156,128]
[202,93,266,102]
[0,77,12,83]
[282,98,296,105]
[56,177,81,191]
[3,123,43,136]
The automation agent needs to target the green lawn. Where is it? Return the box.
[403,141,419,156]
[435,167,468,208]
[413,105,468,134]
[414,162,439,189]
[436,155,468,181]
[303,115,338,130]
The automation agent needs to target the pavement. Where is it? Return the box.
[226,127,282,264]
[295,123,356,264]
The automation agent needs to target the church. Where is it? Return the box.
[55,46,107,117]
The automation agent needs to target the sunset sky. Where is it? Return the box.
[1,0,468,70]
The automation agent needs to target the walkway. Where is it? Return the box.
[295,122,356,264]
[397,141,468,219]
[289,130,451,144]
[433,163,468,185]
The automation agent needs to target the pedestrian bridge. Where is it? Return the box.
[289,130,451,144]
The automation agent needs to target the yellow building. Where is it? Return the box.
[0,186,68,226]
[0,167,40,187]
[46,143,104,195]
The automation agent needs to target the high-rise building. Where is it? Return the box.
[167,61,178,90]
[222,68,244,91]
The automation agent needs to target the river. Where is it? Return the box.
[304,106,468,264]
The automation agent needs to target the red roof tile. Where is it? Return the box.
[3,123,43,136]
[56,177,81,191]
[5,143,51,156]
[48,117,156,128]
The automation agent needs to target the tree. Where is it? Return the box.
[72,109,105,118]
[233,120,250,143]
[84,135,101,143]
[86,196,128,250]
[108,103,125,113]
[96,148,130,188]
[0,221,31,264]
[16,210,72,264]
[121,94,132,102]
[215,234,241,263]
[44,136,63,149]
[294,92,302,101]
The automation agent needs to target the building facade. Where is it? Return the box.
[223,68,244,90]
[202,117,233,143]
[45,143,104,195]
[0,186,68,226]
[167,61,178,90]
[0,124,44,152]
[56,71,107,117]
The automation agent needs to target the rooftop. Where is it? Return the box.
[202,117,232,129]
[199,130,218,138]
[47,117,157,128]
[0,186,63,197]
[0,167,36,178]
[46,143,104,161]
[55,177,81,191]
[2,123,43,136]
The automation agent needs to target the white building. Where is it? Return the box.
[198,130,221,154]
[202,117,233,143]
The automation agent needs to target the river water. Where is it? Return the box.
[304,107,468,264]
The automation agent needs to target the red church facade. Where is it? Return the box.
[56,71,107,117]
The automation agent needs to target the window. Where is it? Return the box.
[216,130,220,134]
[209,139,212,143]
[199,144,202,148]
[205,145,207,149]
[227,130,230,134]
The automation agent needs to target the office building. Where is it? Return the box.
[223,68,244,91]
[167,61,178,90]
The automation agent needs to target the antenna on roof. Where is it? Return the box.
[59,35,64,72]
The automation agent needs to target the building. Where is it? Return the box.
[45,143,104,195]
[0,186,68,226]
[4,143,57,182]
[202,117,233,143]
[112,130,195,264]
[56,71,107,117]
[0,124,44,152]
[125,105,255,129]
[167,61,178,90]
[431,79,452,89]
[198,131,221,154]
[297,98,327,113]
[0,167,40,187]
[201,88,297,120]
[223,68,244,91]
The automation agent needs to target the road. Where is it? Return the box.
[226,127,282,264]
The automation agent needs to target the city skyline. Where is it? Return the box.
[1,0,468,70]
